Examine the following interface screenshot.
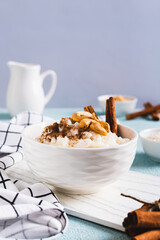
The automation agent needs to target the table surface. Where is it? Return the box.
[1,108,160,240]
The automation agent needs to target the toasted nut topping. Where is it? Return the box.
[79,118,92,129]
[72,110,110,136]
[79,119,107,136]
[72,111,92,122]
[90,121,108,136]
[99,121,110,133]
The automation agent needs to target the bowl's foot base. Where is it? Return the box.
[54,186,102,195]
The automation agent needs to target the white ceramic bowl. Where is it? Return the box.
[97,94,138,117]
[22,122,138,194]
[139,128,160,163]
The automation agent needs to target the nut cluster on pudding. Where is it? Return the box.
[38,102,129,148]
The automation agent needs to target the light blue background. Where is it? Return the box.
[0,0,160,108]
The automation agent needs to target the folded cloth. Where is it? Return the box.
[0,111,52,169]
[0,112,68,239]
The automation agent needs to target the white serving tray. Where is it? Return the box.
[6,160,160,232]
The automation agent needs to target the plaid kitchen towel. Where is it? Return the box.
[0,111,68,239]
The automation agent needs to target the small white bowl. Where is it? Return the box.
[97,94,138,117]
[140,128,160,163]
[22,122,138,194]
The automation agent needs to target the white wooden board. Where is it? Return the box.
[6,160,160,232]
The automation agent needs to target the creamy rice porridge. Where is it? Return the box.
[37,111,129,148]
[147,131,160,142]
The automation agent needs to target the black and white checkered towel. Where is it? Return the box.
[0,112,68,239]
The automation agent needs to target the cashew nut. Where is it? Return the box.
[79,118,92,129]
[90,121,108,136]
[99,121,110,133]
[72,111,92,122]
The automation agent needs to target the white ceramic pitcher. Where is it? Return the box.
[7,61,57,116]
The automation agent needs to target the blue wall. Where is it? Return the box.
[0,0,160,109]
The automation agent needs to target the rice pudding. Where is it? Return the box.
[147,131,160,142]
[38,111,129,148]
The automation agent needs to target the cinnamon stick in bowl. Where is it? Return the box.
[84,105,98,119]
[126,104,160,120]
[106,97,117,135]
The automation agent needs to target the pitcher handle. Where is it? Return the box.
[41,70,57,106]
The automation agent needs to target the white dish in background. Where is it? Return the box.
[139,128,160,163]
[97,94,138,117]
[22,122,138,195]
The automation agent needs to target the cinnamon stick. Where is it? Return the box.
[127,211,160,229]
[106,97,117,135]
[123,211,160,239]
[132,230,160,240]
[122,194,160,239]
[126,226,152,237]
[84,105,98,119]
[123,205,152,228]
[126,104,160,120]
[106,99,110,124]
[144,102,159,121]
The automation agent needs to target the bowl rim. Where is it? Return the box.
[97,94,138,103]
[22,122,138,151]
[139,128,160,144]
